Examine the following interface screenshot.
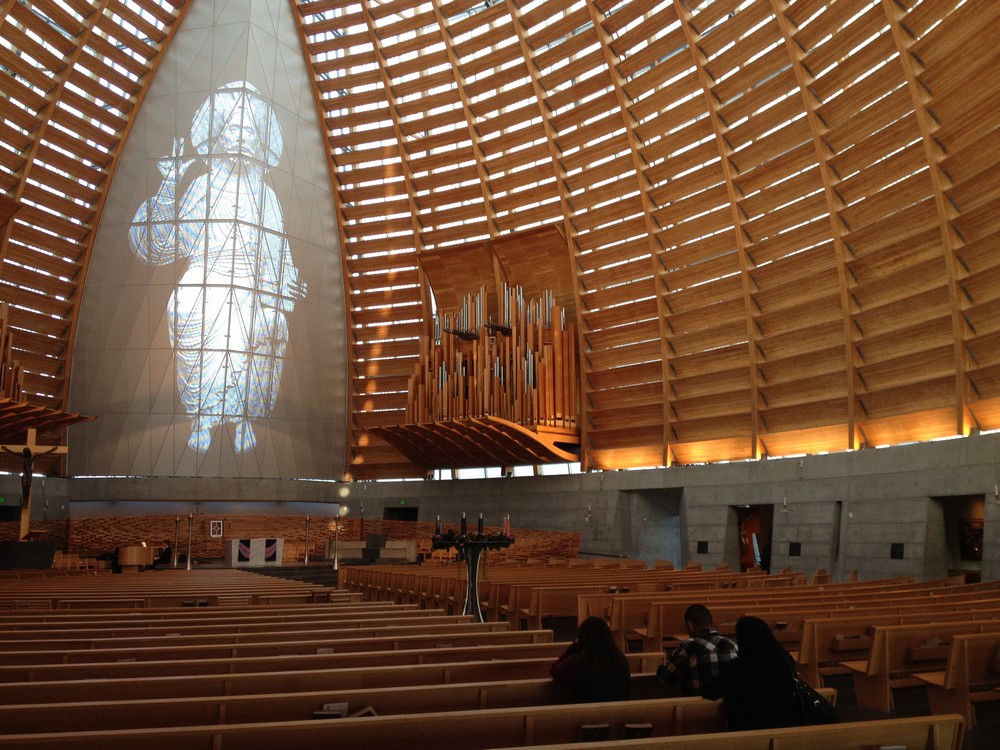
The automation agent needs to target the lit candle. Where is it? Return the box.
[435,515,441,535]
[478,513,484,534]
[503,514,511,537]
[461,512,467,535]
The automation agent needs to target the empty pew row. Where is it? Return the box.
[0,625,557,673]
[0,587,353,609]
[840,621,1000,714]
[0,599,405,631]
[916,632,1000,727]
[0,673,667,732]
[0,651,662,705]
[0,604,447,639]
[0,575,314,596]
[505,715,965,750]
[0,639,611,687]
[0,649,566,699]
[797,605,1000,686]
[0,591,354,609]
[0,702,945,750]
[0,697,784,750]
[0,571,326,590]
[0,569,344,608]
[340,562,689,599]
[340,565,778,621]
[0,617,510,657]
[347,565,645,615]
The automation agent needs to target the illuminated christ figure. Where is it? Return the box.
[129,82,305,452]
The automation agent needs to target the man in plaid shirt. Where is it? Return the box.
[656,604,738,696]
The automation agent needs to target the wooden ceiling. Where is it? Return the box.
[0,1,998,480]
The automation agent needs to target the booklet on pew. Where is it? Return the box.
[313,703,378,719]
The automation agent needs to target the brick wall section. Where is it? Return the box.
[0,519,68,548]
[57,516,579,561]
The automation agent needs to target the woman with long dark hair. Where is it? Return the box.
[550,616,631,702]
[702,615,801,730]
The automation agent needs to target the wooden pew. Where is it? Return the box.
[0,674,666,732]
[916,632,1000,727]
[0,697,729,750]
[0,600,406,631]
[840,620,1000,713]
[0,702,945,750]
[0,568,347,609]
[0,625,555,670]
[594,578,1000,653]
[484,567,739,619]
[345,565,769,622]
[519,585,608,630]
[500,570,775,628]
[0,649,665,704]
[0,617,507,655]
[797,605,1000,686]
[705,597,1000,671]
[0,606,452,640]
[498,715,966,750]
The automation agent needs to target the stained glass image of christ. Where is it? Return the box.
[129,82,306,452]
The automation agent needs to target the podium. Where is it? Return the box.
[224,538,284,568]
[118,545,154,573]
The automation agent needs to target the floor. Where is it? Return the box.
[822,673,996,750]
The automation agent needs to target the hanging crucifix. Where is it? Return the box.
[1,429,64,541]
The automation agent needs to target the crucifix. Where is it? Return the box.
[1,428,65,541]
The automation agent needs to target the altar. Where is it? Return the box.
[224,538,284,568]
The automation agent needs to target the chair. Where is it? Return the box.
[431,547,456,565]
[417,540,433,562]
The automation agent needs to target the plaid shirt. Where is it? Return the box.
[659,628,738,696]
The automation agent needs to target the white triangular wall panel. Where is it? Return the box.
[70,0,347,480]
[250,0,281,38]
[148,348,177,416]
[149,413,179,477]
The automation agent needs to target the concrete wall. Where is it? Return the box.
[5,433,1000,581]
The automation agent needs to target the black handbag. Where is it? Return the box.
[792,674,839,725]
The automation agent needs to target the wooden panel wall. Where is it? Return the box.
[291,0,1000,476]
[0,0,188,411]
[1,1,998,480]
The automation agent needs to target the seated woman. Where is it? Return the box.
[550,616,631,702]
[702,615,800,730]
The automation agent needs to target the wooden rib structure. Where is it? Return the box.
[0,302,92,469]
[0,2,999,479]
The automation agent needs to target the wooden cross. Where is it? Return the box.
[1,428,67,541]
